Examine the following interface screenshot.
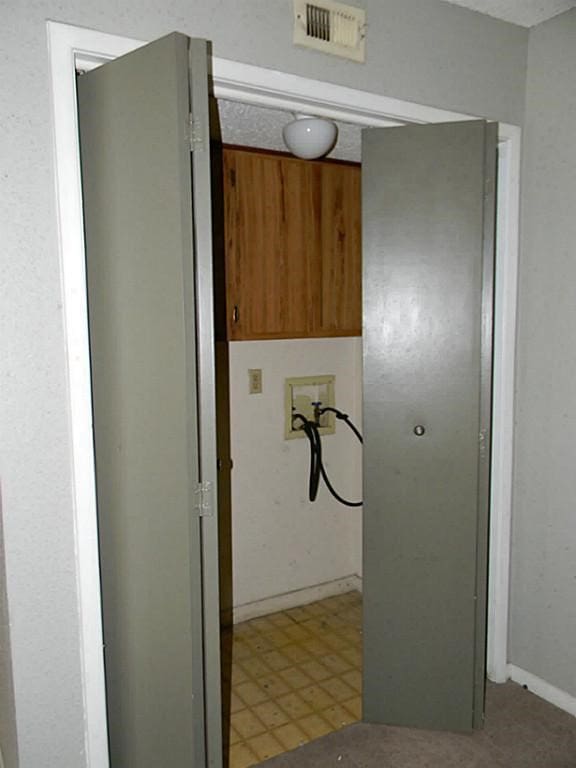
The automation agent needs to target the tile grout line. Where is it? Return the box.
[225,591,363,767]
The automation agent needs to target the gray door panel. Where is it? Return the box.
[78,33,220,766]
[362,121,497,731]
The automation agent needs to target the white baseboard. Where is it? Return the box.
[508,664,576,718]
[229,574,362,624]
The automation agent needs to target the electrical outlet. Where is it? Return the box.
[248,368,262,394]
[285,375,335,439]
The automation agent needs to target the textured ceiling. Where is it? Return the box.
[443,0,576,26]
[218,99,362,162]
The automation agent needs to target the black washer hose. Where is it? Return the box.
[318,406,363,445]
[292,409,363,508]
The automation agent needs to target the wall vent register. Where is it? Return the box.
[293,0,366,62]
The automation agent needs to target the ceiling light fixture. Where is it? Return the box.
[282,114,338,160]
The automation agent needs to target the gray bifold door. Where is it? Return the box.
[362,121,497,731]
[77,34,222,767]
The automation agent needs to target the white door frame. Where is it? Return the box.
[47,20,520,766]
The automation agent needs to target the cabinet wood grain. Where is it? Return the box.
[318,161,362,335]
[223,146,361,340]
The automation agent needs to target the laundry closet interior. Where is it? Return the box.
[214,99,365,768]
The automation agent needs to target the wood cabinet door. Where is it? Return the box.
[223,146,361,340]
[317,162,362,336]
[224,147,319,340]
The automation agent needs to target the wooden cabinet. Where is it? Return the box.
[223,146,361,340]
[317,160,362,336]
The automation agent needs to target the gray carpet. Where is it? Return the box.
[260,681,576,767]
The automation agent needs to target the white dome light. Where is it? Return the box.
[282,115,338,160]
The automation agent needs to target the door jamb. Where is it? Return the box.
[47,20,519,767]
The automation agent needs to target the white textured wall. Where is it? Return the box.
[509,8,576,699]
[229,339,362,608]
[0,1,528,764]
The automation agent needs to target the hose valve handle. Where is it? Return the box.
[311,401,322,425]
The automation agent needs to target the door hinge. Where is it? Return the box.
[479,428,487,460]
[485,173,495,198]
[193,481,213,518]
[188,114,205,152]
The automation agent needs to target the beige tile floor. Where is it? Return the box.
[221,590,362,768]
